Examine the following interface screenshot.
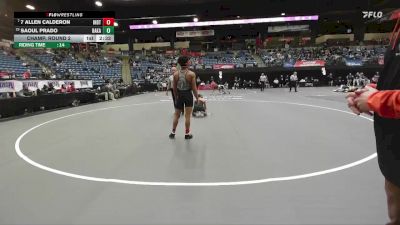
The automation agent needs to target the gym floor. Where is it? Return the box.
[0,87,387,224]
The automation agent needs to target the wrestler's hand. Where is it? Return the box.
[354,86,378,115]
[346,92,362,115]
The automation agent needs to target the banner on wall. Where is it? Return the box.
[176,30,215,38]
[47,80,61,89]
[213,64,235,70]
[0,81,19,92]
[22,80,40,91]
[268,25,310,33]
[278,37,294,42]
[345,59,364,66]
[77,80,93,89]
[0,80,93,93]
[294,60,326,67]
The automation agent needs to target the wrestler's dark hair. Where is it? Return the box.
[178,56,190,67]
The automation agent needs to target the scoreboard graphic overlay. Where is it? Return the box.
[14,11,115,49]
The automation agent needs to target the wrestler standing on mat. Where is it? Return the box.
[169,56,199,139]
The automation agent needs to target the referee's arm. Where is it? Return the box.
[368,90,400,119]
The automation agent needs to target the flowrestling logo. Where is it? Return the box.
[362,11,383,19]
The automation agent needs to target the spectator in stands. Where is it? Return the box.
[23,69,31,79]
[279,75,285,87]
[233,77,240,89]
[36,86,45,96]
[17,85,34,97]
[335,76,343,86]
[117,78,124,85]
[359,73,369,87]
[353,72,361,86]
[145,74,151,84]
[4,92,16,98]
[243,80,248,89]
[40,69,46,79]
[347,73,354,86]
[248,80,255,89]
[59,84,67,93]
[47,83,55,93]
[328,73,334,86]
[41,85,49,93]
[285,75,290,86]
[67,83,76,93]
[157,81,163,91]
[98,83,116,101]
[10,70,16,79]
[273,78,280,88]
[260,45,386,68]
[198,80,206,90]
[210,80,218,90]
[0,93,9,99]
[107,81,120,99]
[0,71,9,79]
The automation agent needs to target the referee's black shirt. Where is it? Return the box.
[374,39,400,187]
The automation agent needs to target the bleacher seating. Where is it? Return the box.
[0,50,41,78]
[192,51,257,69]
[28,50,122,85]
[259,45,387,67]
[1,43,387,85]
[131,54,174,81]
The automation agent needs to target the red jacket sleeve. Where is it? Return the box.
[368,90,400,119]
